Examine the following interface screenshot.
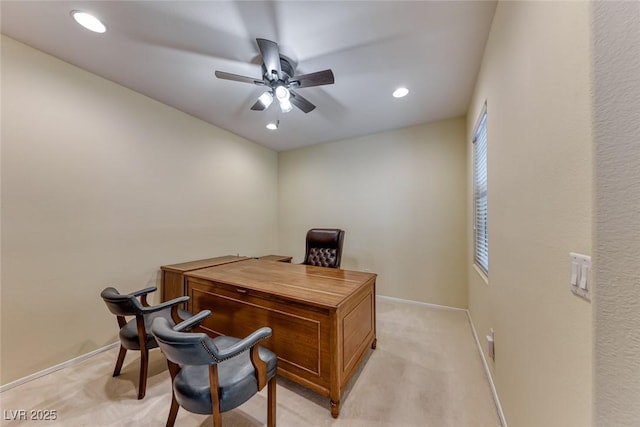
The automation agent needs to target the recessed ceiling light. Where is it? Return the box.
[393,87,409,98]
[71,11,106,33]
[266,122,278,130]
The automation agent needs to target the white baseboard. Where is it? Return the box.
[466,311,508,427]
[377,294,467,311]
[0,342,119,393]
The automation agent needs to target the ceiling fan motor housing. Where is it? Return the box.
[262,57,295,83]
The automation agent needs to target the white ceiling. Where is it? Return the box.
[1,1,496,151]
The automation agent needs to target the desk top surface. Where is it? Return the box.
[185,258,376,308]
[160,255,249,273]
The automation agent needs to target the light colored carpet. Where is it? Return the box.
[0,297,501,426]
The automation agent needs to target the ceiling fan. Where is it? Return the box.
[215,38,334,114]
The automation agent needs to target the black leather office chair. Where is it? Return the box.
[151,311,277,427]
[100,286,191,399]
[303,228,345,268]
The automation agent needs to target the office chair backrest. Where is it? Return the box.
[100,287,144,316]
[152,317,221,366]
[304,228,345,268]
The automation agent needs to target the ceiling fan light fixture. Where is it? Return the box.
[71,11,106,33]
[258,91,273,108]
[275,85,290,101]
[393,87,409,98]
[266,122,278,130]
[279,99,293,113]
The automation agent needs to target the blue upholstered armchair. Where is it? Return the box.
[100,286,191,399]
[151,311,277,427]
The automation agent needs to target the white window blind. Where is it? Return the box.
[473,107,488,274]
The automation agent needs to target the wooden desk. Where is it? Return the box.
[160,255,249,302]
[258,254,293,263]
[185,259,377,418]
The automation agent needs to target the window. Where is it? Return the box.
[473,106,488,274]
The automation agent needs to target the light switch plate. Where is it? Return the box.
[569,252,591,301]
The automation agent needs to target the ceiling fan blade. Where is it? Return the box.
[256,38,282,80]
[215,70,264,85]
[290,90,316,113]
[250,98,267,111]
[291,69,335,88]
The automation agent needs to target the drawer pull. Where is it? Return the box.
[236,288,247,294]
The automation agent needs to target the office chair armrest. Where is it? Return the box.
[129,286,158,307]
[205,327,272,362]
[129,286,157,297]
[173,310,212,332]
[140,296,190,313]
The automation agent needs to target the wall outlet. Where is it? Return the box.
[486,329,495,360]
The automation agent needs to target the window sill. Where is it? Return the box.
[473,264,489,285]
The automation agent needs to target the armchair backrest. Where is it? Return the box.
[100,287,144,316]
[152,317,220,366]
[304,228,345,268]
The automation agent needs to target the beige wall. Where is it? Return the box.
[0,36,278,385]
[278,118,468,307]
[592,2,640,426]
[4,6,621,425]
[467,2,593,427]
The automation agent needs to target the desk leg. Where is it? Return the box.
[330,399,341,418]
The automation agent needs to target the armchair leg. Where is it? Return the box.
[212,411,222,427]
[166,392,180,427]
[267,376,276,427]
[138,348,149,400]
[113,345,127,377]
[209,365,222,427]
